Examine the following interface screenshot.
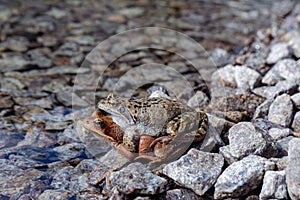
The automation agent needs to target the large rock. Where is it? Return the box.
[266,43,290,64]
[259,170,288,200]
[219,122,278,163]
[214,155,275,199]
[268,94,293,127]
[263,59,300,85]
[163,148,224,196]
[286,138,300,200]
[106,162,167,195]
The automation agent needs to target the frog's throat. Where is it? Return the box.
[111,115,131,129]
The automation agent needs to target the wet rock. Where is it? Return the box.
[220,122,277,164]
[292,111,300,132]
[163,149,224,196]
[4,36,29,52]
[106,162,168,195]
[187,91,209,108]
[0,55,29,72]
[268,127,291,140]
[268,94,293,127]
[0,96,14,109]
[266,43,290,64]
[50,165,93,193]
[27,48,52,68]
[45,121,70,131]
[53,143,86,161]
[286,138,300,200]
[214,155,275,199]
[14,97,52,109]
[8,154,45,169]
[0,168,51,198]
[56,89,90,107]
[259,170,288,200]
[38,190,74,200]
[291,93,300,109]
[88,162,110,185]
[262,59,299,85]
[97,148,130,170]
[166,188,204,200]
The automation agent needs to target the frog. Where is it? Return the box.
[97,93,208,157]
[82,110,174,161]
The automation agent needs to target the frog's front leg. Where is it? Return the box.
[122,125,141,153]
[167,111,208,141]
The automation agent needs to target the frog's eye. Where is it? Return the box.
[119,107,125,113]
[93,119,106,128]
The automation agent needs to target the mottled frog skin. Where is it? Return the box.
[97,93,208,152]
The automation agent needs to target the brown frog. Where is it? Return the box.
[96,94,208,159]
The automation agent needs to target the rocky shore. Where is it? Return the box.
[1,0,300,199]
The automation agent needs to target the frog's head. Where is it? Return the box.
[97,93,136,128]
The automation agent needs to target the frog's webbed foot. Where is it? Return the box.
[149,135,173,148]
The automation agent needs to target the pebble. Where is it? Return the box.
[165,189,204,200]
[252,100,272,119]
[214,155,275,199]
[277,136,296,156]
[266,43,290,64]
[234,65,261,90]
[286,138,300,200]
[268,94,293,127]
[283,31,300,58]
[187,91,209,108]
[163,148,224,196]
[259,170,288,200]
[292,111,300,132]
[106,162,168,195]
[291,93,300,109]
[38,190,74,200]
[210,48,230,67]
[0,55,29,72]
[0,168,51,198]
[211,64,236,87]
[53,143,86,161]
[262,59,300,85]
[252,79,298,99]
[219,122,277,163]
[268,127,291,140]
